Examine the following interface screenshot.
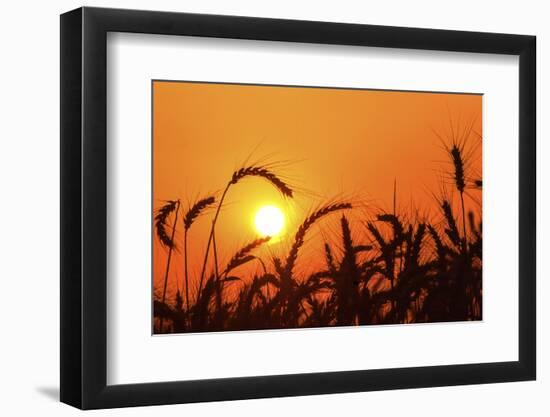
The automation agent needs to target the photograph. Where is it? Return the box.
[0,2,533,413]
[152,81,483,334]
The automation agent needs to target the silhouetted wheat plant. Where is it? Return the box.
[198,165,293,298]
[154,199,180,332]
[153,135,482,333]
[183,196,215,312]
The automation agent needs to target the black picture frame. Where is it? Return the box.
[60,6,536,410]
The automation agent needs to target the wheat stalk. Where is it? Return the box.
[154,199,180,332]
[284,202,352,278]
[199,165,294,295]
[223,237,271,276]
[450,144,468,250]
[182,196,215,313]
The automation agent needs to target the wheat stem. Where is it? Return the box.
[198,184,230,297]
[159,200,180,332]
[184,229,190,314]
[181,196,215,311]
[460,191,468,253]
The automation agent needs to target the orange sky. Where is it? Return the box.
[152,81,481,303]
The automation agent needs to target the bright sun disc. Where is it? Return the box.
[254,205,285,237]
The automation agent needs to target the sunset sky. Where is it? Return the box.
[152,81,482,302]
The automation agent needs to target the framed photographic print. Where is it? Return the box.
[60,6,536,409]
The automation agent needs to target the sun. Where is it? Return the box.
[254,205,285,237]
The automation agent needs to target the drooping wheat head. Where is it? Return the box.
[184,196,216,230]
[230,165,293,198]
[154,200,179,249]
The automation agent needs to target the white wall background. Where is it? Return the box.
[0,0,545,415]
